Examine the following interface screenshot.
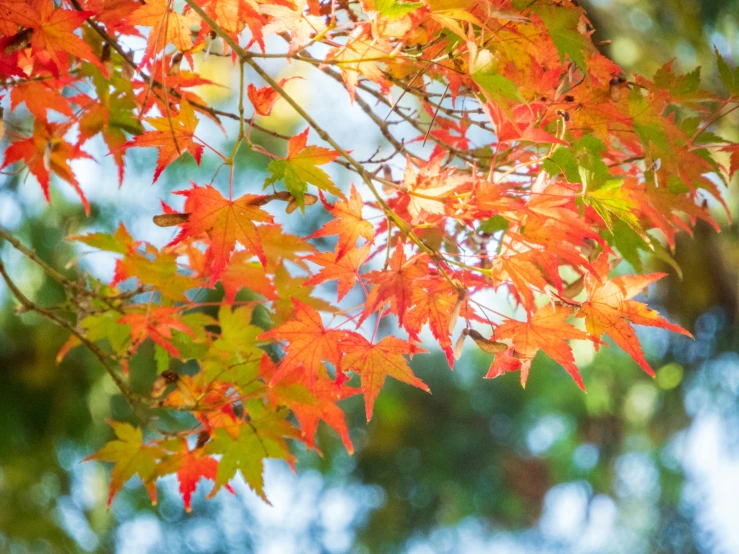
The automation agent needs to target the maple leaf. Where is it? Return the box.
[262,356,358,453]
[494,304,594,390]
[340,334,429,421]
[721,143,739,180]
[401,152,471,224]
[204,304,266,389]
[78,73,143,185]
[469,44,524,121]
[85,421,164,507]
[264,128,341,211]
[70,222,136,253]
[0,0,107,74]
[328,27,392,102]
[9,80,76,122]
[531,3,592,70]
[361,246,427,326]
[259,224,317,272]
[112,248,202,301]
[578,262,691,376]
[271,264,335,323]
[247,77,301,116]
[304,243,370,301]
[79,0,141,35]
[404,277,464,365]
[261,0,326,53]
[258,298,347,386]
[309,185,374,260]
[124,100,203,183]
[489,252,550,314]
[78,227,201,300]
[206,403,298,501]
[196,0,265,49]
[170,184,274,284]
[220,251,279,303]
[163,441,233,513]
[485,345,525,383]
[1,120,93,214]
[126,0,200,66]
[118,306,196,357]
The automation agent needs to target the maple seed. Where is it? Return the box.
[4,28,33,54]
[466,329,508,355]
[153,213,191,227]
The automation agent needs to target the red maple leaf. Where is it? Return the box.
[169,184,274,284]
[0,0,106,75]
[1,120,93,213]
[261,356,359,453]
[173,443,234,513]
[247,77,301,116]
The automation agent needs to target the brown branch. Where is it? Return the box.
[0,255,143,406]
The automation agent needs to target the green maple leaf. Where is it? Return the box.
[528,3,591,70]
[715,47,739,96]
[86,422,164,506]
[584,180,647,241]
[206,405,296,501]
[265,128,342,212]
[374,0,422,18]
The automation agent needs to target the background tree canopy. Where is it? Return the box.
[1,0,738,553]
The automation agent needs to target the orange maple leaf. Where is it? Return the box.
[404,277,465,366]
[361,246,427,326]
[578,261,691,376]
[261,0,326,53]
[220,251,279,304]
[170,184,274,284]
[118,306,196,357]
[340,334,429,421]
[127,0,199,66]
[124,100,202,183]
[9,80,76,122]
[258,298,347,387]
[304,243,370,301]
[490,251,551,314]
[261,356,358,453]
[494,304,594,390]
[309,184,374,260]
